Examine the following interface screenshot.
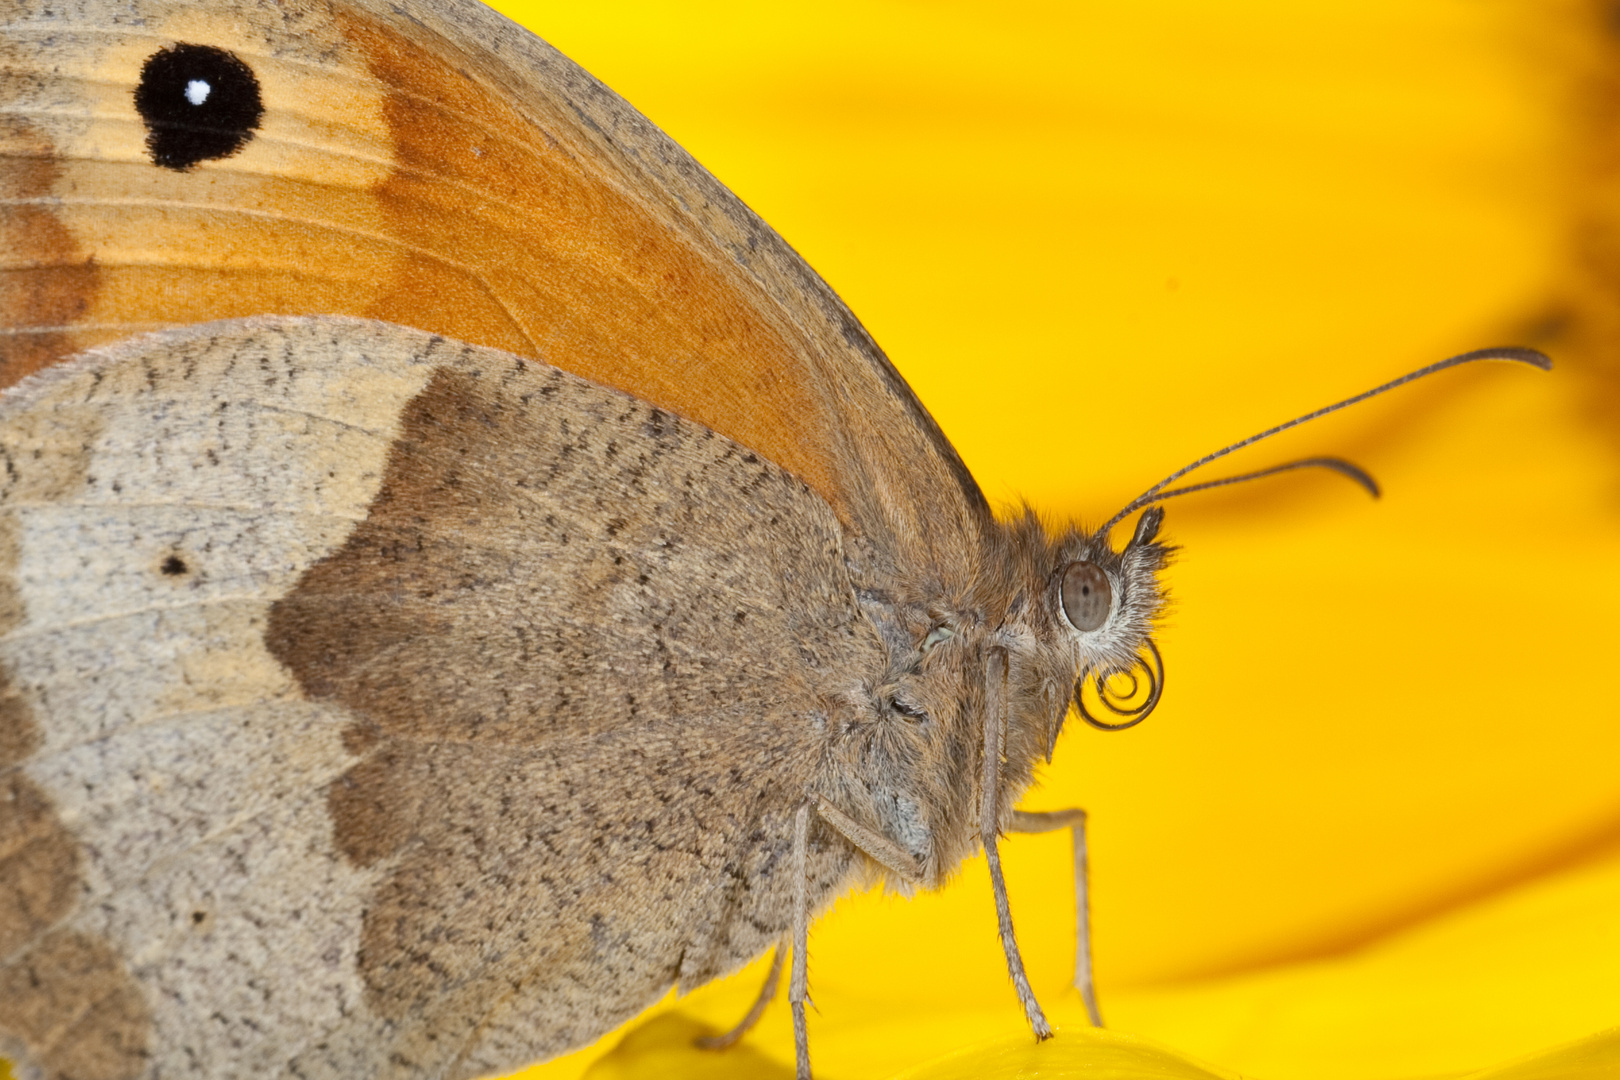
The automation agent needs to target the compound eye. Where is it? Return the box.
[1060,561,1112,632]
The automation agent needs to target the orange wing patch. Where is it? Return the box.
[342,13,839,505]
[0,114,102,382]
[0,1,842,512]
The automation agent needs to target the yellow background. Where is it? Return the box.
[482,1,1620,1078]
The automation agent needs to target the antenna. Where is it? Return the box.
[1104,346,1550,541]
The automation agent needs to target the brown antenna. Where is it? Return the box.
[1106,346,1551,541]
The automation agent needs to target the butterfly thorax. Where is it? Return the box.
[817,510,1172,891]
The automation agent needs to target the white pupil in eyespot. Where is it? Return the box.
[185,79,212,106]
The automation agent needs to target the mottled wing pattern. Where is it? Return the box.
[0,0,992,562]
[0,317,877,1079]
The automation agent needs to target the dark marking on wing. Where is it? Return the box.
[264,354,876,1062]
[0,677,152,1080]
[133,44,264,171]
[0,929,152,1080]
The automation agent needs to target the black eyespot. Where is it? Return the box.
[160,554,188,576]
[134,43,264,171]
[1060,561,1112,632]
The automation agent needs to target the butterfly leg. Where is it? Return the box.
[984,648,1054,1040]
[695,945,785,1050]
[785,795,927,1079]
[1008,808,1103,1026]
[791,802,812,1080]
[814,799,925,884]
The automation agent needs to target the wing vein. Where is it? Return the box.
[1,592,289,643]
[0,195,540,356]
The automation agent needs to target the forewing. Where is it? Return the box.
[0,317,876,1079]
[0,0,992,562]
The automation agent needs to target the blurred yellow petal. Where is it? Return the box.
[1466,1028,1620,1080]
[884,1027,1238,1080]
[1106,845,1620,1077]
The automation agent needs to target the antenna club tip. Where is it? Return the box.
[1302,456,1379,500]
[1467,346,1553,371]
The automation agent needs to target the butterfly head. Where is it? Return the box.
[1050,505,1174,737]
[987,504,1175,779]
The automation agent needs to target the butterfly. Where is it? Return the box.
[0,1,1547,1078]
